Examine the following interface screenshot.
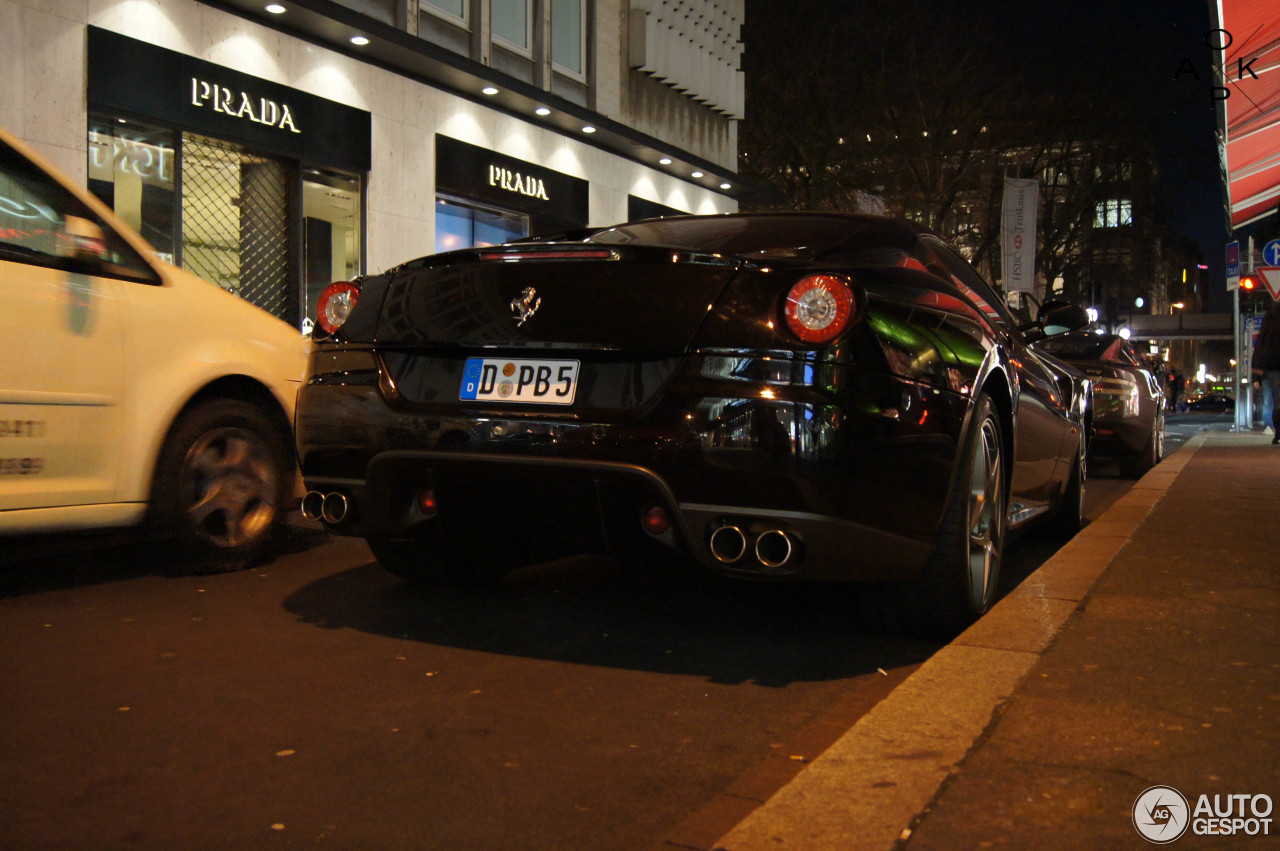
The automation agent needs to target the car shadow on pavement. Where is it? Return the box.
[281,553,942,688]
[0,517,331,598]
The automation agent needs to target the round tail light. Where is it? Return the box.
[783,274,856,344]
[316,281,361,335]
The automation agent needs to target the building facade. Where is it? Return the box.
[1,0,745,330]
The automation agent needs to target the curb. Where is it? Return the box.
[711,436,1207,850]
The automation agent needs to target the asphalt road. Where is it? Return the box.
[0,532,938,850]
[0,424,1220,850]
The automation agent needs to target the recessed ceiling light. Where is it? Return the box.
[720,182,731,190]
[582,125,596,133]
[350,35,369,45]
[535,107,551,116]
[482,86,499,95]
[659,157,672,165]
[691,171,704,178]
[265,3,285,12]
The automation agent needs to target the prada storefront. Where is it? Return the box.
[86,27,372,331]
[434,135,588,253]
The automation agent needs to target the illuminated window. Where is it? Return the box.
[303,168,363,332]
[435,197,527,253]
[87,117,177,263]
[88,113,364,330]
[1094,199,1132,228]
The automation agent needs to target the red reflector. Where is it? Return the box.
[416,488,438,517]
[316,281,361,334]
[478,250,614,262]
[642,505,671,536]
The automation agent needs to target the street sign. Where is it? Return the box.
[1258,266,1280,301]
[1264,239,1280,267]
[1227,241,1240,288]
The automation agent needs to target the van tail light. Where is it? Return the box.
[783,274,858,344]
[316,281,361,335]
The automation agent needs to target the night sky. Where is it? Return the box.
[1022,0,1228,272]
[746,0,1233,306]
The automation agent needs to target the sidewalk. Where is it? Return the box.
[714,431,1280,849]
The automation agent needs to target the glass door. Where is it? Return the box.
[302,168,362,334]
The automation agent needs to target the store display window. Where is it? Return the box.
[87,117,177,263]
[435,196,528,253]
[87,113,363,331]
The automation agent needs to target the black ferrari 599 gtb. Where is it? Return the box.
[295,213,1090,635]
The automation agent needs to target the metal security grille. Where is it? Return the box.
[181,134,290,321]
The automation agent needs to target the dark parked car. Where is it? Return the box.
[1034,332,1165,477]
[295,213,1089,635]
[1187,394,1235,413]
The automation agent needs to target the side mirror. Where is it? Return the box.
[60,215,108,264]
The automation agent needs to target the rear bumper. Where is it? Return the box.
[1089,413,1156,457]
[301,450,932,582]
[295,374,963,582]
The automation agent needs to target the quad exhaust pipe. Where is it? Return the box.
[709,524,749,563]
[302,490,351,526]
[708,523,798,569]
[754,528,794,568]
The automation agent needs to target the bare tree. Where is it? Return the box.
[741,0,1022,224]
[740,0,1166,302]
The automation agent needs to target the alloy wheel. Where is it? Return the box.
[181,427,279,548]
[966,416,1005,613]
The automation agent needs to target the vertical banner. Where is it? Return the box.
[1001,177,1039,293]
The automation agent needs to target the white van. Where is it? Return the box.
[0,127,306,565]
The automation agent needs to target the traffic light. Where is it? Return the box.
[1239,274,1265,315]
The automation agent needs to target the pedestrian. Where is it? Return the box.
[1259,370,1274,433]
[1168,370,1185,413]
[1251,299,1280,444]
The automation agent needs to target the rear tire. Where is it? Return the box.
[861,394,1007,638]
[1120,416,1162,478]
[1051,434,1086,538]
[367,536,512,586]
[366,537,441,583]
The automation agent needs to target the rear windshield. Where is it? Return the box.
[1038,335,1128,362]
[582,215,888,262]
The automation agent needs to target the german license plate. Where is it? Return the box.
[459,358,580,405]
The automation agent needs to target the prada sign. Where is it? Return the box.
[88,27,370,172]
[437,136,588,226]
[190,78,301,133]
[489,165,550,201]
